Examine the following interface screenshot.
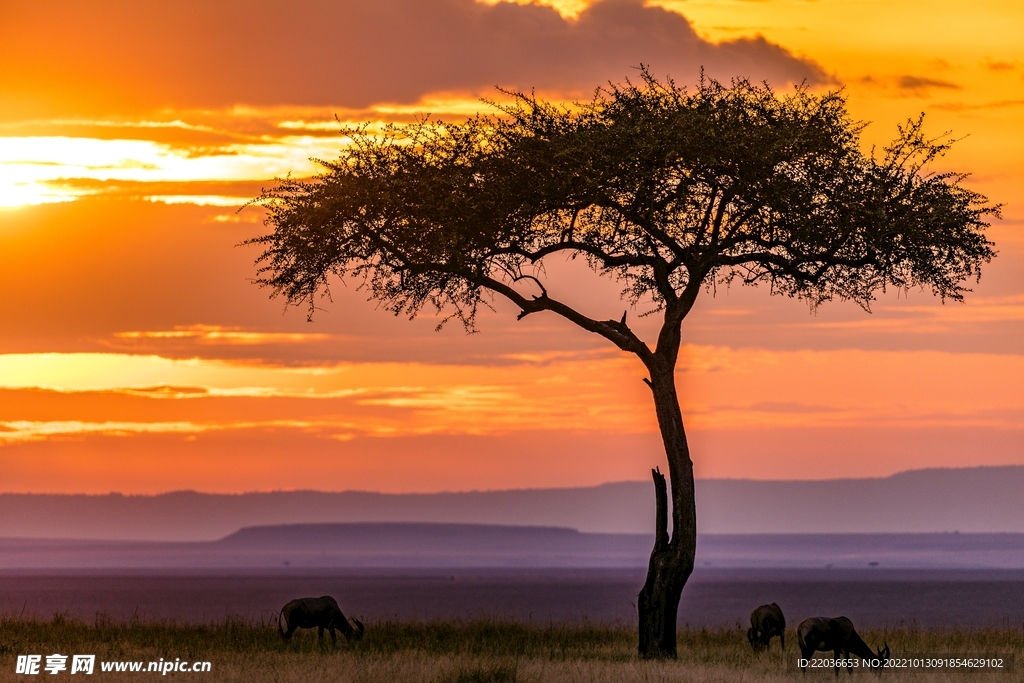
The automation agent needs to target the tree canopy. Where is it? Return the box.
[251,72,996,363]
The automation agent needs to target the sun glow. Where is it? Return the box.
[0,91,571,209]
[0,132,350,208]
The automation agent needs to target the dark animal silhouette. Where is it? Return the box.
[797,616,889,675]
[278,596,364,644]
[747,603,786,651]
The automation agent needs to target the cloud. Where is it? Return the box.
[896,75,961,92]
[0,133,350,206]
[0,418,366,444]
[0,419,214,443]
[982,58,1016,72]
[926,58,953,70]
[114,325,335,345]
[935,99,1024,112]
[0,0,830,118]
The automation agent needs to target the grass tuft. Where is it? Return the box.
[439,661,518,683]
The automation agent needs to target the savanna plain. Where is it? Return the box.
[2,617,1020,683]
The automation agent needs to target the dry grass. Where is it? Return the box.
[0,616,1020,682]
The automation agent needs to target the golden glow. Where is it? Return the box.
[0,419,214,443]
[277,120,348,132]
[0,419,366,444]
[0,131,347,207]
[0,91,549,208]
[653,0,1024,55]
[651,0,1024,207]
[0,351,652,435]
[477,0,588,20]
[115,325,334,344]
[143,195,249,207]
[2,346,1021,445]
[0,352,359,395]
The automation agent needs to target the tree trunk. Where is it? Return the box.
[637,357,696,659]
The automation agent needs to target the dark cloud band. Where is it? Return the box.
[1,0,830,116]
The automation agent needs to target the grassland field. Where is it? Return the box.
[1,617,1021,682]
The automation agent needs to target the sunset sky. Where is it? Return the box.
[1,0,1021,494]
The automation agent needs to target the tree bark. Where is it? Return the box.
[637,355,696,659]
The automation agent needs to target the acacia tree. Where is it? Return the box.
[248,71,997,658]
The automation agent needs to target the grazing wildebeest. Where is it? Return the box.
[797,616,889,675]
[278,596,364,644]
[747,603,786,651]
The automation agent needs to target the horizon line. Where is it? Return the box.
[2,463,1021,497]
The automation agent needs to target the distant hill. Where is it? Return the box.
[0,523,652,569]
[2,523,1023,569]
[2,466,1023,541]
[698,466,1024,534]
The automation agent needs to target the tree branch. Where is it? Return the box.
[478,274,654,361]
[652,467,669,552]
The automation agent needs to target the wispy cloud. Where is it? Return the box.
[934,99,1024,111]
[115,325,334,345]
[794,294,1024,333]
[2,345,1021,448]
[0,132,345,207]
[982,58,1017,72]
[896,75,961,92]
[143,195,248,207]
[0,419,210,442]
[0,418,368,443]
[685,401,1024,430]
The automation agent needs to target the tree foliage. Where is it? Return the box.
[250,71,997,358]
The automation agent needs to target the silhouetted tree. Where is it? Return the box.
[248,70,997,658]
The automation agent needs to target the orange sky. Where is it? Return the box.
[0,0,1021,493]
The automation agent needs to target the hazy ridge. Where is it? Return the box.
[2,465,1023,541]
[2,523,1023,569]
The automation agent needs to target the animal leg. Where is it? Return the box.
[318,625,325,641]
[800,646,813,672]
[329,626,337,644]
[283,624,297,641]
